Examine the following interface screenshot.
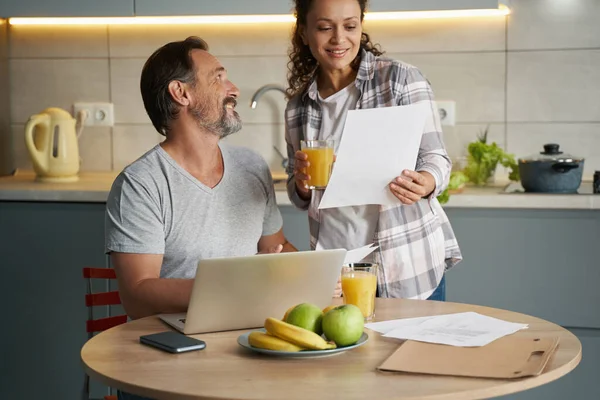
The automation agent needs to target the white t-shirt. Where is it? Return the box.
[316,83,379,261]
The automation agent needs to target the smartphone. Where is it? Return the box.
[140,331,206,354]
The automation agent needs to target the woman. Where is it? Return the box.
[284,0,462,301]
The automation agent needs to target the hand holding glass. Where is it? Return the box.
[300,140,334,190]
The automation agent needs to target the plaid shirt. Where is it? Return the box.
[284,49,462,299]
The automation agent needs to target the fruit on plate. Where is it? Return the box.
[322,305,337,314]
[264,317,336,350]
[282,304,297,321]
[247,331,305,352]
[322,304,364,347]
[284,303,324,335]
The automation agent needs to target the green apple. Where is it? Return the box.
[285,303,324,335]
[322,304,364,347]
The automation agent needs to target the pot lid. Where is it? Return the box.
[519,143,583,163]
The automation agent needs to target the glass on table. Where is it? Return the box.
[341,263,378,321]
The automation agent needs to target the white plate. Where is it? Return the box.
[237,329,369,358]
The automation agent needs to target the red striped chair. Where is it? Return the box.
[83,267,128,400]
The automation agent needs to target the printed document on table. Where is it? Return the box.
[318,103,429,209]
[382,312,529,347]
[365,315,437,334]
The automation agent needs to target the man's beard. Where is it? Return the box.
[192,96,242,139]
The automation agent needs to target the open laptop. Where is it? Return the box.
[158,249,347,335]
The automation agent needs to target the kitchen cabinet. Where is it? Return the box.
[496,328,600,400]
[445,208,600,329]
[0,0,134,17]
[134,0,507,16]
[0,201,111,400]
[1,200,596,399]
[0,200,310,399]
[0,0,507,18]
[280,206,310,251]
[134,0,294,16]
[135,0,504,16]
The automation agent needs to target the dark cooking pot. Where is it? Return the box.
[518,143,584,193]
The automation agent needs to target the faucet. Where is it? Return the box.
[249,84,289,170]
[250,84,286,109]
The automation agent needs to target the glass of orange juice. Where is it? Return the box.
[341,263,378,321]
[300,140,334,190]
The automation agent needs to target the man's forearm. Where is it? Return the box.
[122,278,194,320]
[282,240,298,252]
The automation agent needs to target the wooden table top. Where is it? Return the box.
[81,298,581,400]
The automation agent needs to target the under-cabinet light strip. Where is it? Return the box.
[8,7,510,26]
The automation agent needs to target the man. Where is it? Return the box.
[105,36,296,324]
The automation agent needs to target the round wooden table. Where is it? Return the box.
[81,299,581,400]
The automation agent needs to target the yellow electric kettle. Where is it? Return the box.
[25,107,81,182]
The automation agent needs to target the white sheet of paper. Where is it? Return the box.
[318,103,429,209]
[316,243,378,265]
[382,312,529,347]
[364,315,436,334]
[342,244,378,265]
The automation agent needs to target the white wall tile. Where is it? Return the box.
[398,52,506,123]
[10,124,29,170]
[12,124,113,172]
[221,56,288,125]
[0,24,11,175]
[110,58,147,124]
[108,23,292,58]
[508,0,600,50]
[9,25,109,58]
[112,124,163,171]
[507,50,600,123]
[10,59,110,124]
[364,16,505,53]
[79,127,112,171]
[442,123,505,161]
[221,123,286,173]
[507,123,600,178]
[110,55,289,125]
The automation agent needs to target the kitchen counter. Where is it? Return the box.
[1,170,599,209]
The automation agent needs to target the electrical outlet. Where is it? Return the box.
[73,102,114,127]
[437,100,456,126]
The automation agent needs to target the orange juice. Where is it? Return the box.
[341,270,377,320]
[302,147,334,189]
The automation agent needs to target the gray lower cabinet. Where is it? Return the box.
[1,201,596,399]
[280,205,310,251]
[0,201,110,400]
[0,201,311,400]
[494,328,599,400]
[0,0,134,17]
[445,208,600,399]
[444,208,600,329]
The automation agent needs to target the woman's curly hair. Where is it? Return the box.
[286,0,384,99]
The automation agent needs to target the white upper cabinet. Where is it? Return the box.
[0,0,134,17]
[134,0,294,16]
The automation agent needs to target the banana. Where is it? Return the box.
[264,317,336,350]
[248,331,305,352]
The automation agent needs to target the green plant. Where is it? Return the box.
[437,170,469,205]
[463,126,519,185]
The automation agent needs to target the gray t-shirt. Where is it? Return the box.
[105,143,283,279]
